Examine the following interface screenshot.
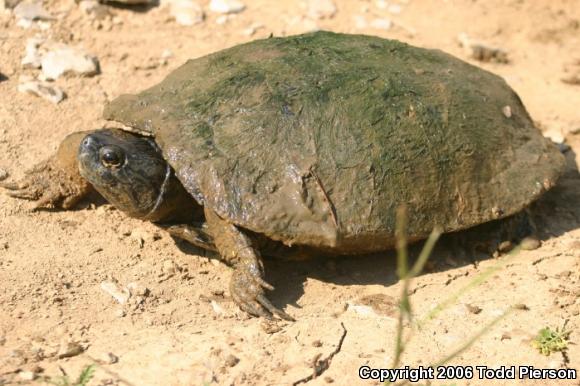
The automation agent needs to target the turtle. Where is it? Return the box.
[1,31,565,320]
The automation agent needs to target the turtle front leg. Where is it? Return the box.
[1,131,94,209]
[204,207,294,321]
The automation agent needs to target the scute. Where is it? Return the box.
[104,31,565,253]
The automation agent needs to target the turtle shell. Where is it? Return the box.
[103,31,564,253]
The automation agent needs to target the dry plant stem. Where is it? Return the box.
[394,310,511,386]
[390,206,442,373]
[418,246,521,329]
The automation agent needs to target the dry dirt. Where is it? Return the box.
[0,0,579,385]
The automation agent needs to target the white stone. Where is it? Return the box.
[40,45,99,80]
[168,0,204,26]
[306,0,336,20]
[17,80,65,104]
[370,18,392,30]
[13,0,53,21]
[242,22,263,36]
[544,129,565,144]
[100,281,130,304]
[21,37,43,69]
[209,0,245,14]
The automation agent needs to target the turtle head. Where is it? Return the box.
[78,129,195,222]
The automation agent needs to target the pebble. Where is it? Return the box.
[209,0,245,14]
[96,352,119,365]
[502,105,512,118]
[457,33,509,63]
[57,341,84,359]
[260,320,283,334]
[242,22,263,36]
[210,300,225,315]
[520,237,541,251]
[161,259,180,276]
[224,354,239,367]
[167,0,204,26]
[78,0,109,20]
[465,303,482,314]
[103,0,155,5]
[21,37,43,69]
[17,78,65,104]
[306,0,336,20]
[0,168,8,181]
[543,129,565,144]
[100,281,131,304]
[41,44,100,80]
[370,18,392,30]
[13,0,53,22]
[18,371,36,381]
[127,282,149,297]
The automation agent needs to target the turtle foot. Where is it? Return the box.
[1,158,90,210]
[230,264,295,321]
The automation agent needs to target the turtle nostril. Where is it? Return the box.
[81,136,95,149]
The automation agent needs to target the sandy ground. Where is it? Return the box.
[0,0,579,385]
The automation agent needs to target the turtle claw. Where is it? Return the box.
[230,265,294,321]
[257,294,295,321]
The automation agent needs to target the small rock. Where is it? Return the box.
[79,0,110,20]
[306,0,336,20]
[224,354,239,367]
[512,303,529,311]
[520,237,541,251]
[312,340,322,347]
[103,0,155,5]
[21,37,43,69]
[457,33,509,64]
[561,73,580,85]
[41,45,99,80]
[100,281,131,304]
[543,129,565,144]
[210,300,224,315]
[209,0,245,14]
[18,371,36,381]
[498,240,513,253]
[465,303,482,314]
[324,376,334,383]
[13,0,53,22]
[260,320,283,334]
[370,18,392,30]
[161,259,180,276]
[502,105,512,118]
[127,282,149,297]
[57,341,84,359]
[130,227,160,247]
[0,168,8,181]
[96,352,119,365]
[18,79,65,104]
[242,22,263,36]
[167,0,204,26]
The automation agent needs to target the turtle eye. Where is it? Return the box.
[99,146,124,168]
